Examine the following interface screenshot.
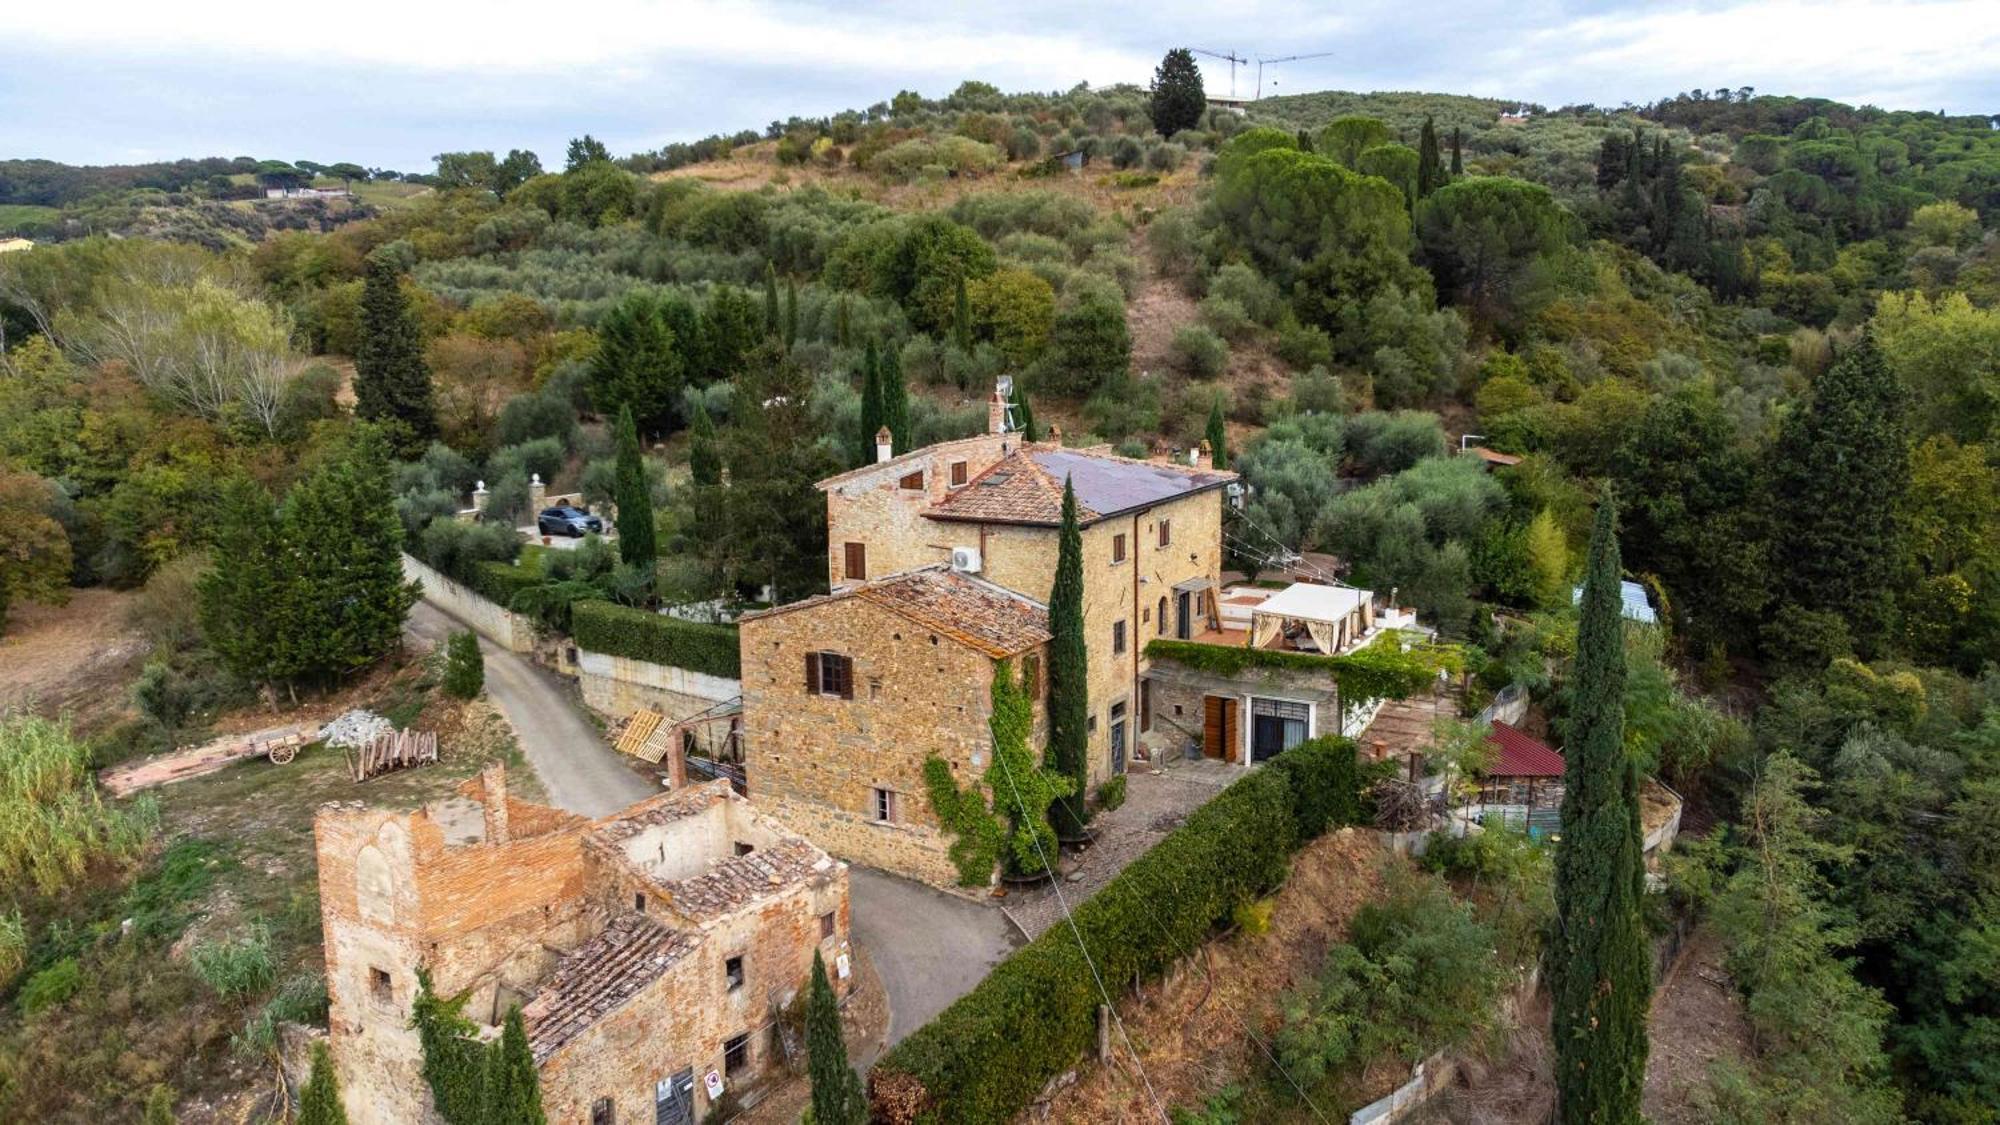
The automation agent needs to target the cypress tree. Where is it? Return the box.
[834,293,851,348]
[857,340,884,465]
[1551,500,1650,1125]
[806,950,866,1125]
[481,1007,546,1125]
[1010,382,1038,441]
[1768,331,1906,655]
[764,261,780,337]
[612,405,657,570]
[1296,129,1314,152]
[1417,116,1442,199]
[198,476,285,692]
[1148,48,1207,137]
[1450,125,1464,176]
[1204,399,1229,470]
[688,400,721,487]
[952,274,973,353]
[880,341,911,454]
[1046,478,1091,836]
[442,629,484,699]
[589,292,683,436]
[413,968,485,1124]
[354,257,437,455]
[785,277,799,345]
[299,1041,349,1125]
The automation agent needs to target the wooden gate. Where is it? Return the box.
[1202,695,1238,763]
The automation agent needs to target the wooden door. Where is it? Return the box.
[1202,696,1237,761]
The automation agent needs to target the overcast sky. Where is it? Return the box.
[7,0,1998,171]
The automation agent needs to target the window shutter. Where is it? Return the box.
[805,652,821,694]
[839,657,855,700]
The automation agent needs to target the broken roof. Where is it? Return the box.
[741,566,1050,658]
[1488,721,1565,778]
[662,836,836,922]
[523,913,701,1063]
[926,446,1234,526]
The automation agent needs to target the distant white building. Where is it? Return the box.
[0,236,34,254]
[264,186,351,200]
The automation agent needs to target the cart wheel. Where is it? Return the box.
[269,743,297,765]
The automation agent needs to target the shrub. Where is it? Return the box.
[17,957,81,1016]
[1197,296,1254,341]
[1094,775,1127,812]
[1232,898,1274,936]
[190,923,276,997]
[1266,736,1361,837]
[569,600,740,678]
[1170,324,1229,377]
[236,972,330,1057]
[0,712,155,896]
[872,763,1307,1123]
[442,629,484,699]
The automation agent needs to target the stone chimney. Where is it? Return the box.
[470,480,488,514]
[988,385,1009,434]
[479,763,511,844]
[528,472,546,513]
[875,426,894,463]
[1197,440,1214,471]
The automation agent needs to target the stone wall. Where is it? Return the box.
[401,553,536,653]
[820,432,1016,584]
[739,593,1029,887]
[575,648,741,722]
[1143,656,1341,765]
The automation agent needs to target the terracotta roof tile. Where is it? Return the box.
[662,836,835,922]
[523,913,700,1063]
[927,445,1234,526]
[742,567,1049,659]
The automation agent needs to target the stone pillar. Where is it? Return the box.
[470,480,488,514]
[667,733,689,791]
[479,763,511,843]
[875,426,894,463]
[528,473,546,513]
[988,387,1008,434]
[1197,440,1214,470]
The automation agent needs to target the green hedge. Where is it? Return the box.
[465,560,544,609]
[570,600,741,679]
[870,737,1361,1123]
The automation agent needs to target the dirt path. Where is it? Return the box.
[0,586,149,721]
[1642,925,1752,1123]
[404,601,655,817]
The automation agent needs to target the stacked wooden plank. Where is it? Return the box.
[345,728,439,782]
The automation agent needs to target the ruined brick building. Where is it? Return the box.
[738,388,1237,886]
[315,766,850,1124]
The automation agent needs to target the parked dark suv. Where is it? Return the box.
[536,505,604,537]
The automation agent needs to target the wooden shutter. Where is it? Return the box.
[844,541,866,581]
[836,655,854,699]
[805,652,821,694]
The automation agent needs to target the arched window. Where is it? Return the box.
[1157,596,1169,635]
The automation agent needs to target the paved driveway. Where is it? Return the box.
[848,868,1018,1058]
[405,601,655,818]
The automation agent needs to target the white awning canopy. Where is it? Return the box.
[1249,582,1375,654]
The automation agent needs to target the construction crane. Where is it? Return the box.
[1191,48,1247,99]
[1256,51,1333,100]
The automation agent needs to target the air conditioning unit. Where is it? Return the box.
[950,546,983,574]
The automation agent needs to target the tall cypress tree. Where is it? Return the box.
[688,401,721,487]
[806,950,866,1125]
[1769,331,1907,654]
[784,277,799,345]
[1551,500,1650,1125]
[354,257,437,454]
[275,427,417,685]
[1205,399,1229,470]
[1046,478,1091,836]
[880,341,911,454]
[299,1041,349,1125]
[834,293,851,348]
[612,405,657,570]
[198,477,285,691]
[952,274,974,354]
[764,261,781,337]
[481,1007,546,1125]
[1417,116,1442,199]
[1450,125,1464,176]
[857,340,884,465]
[1010,382,1038,441]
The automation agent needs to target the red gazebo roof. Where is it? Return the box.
[1488,721,1564,778]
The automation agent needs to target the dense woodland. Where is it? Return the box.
[3,68,2000,1122]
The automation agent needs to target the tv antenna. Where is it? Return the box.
[1255,52,1333,100]
[1191,48,1248,99]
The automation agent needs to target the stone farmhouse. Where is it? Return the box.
[315,766,850,1124]
[742,387,1423,887]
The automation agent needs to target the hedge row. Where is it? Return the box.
[1145,636,1456,705]
[870,736,1361,1124]
[569,600,741,679]
[465,560,544,610]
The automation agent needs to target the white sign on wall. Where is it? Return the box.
[704,1070,724,1100]
[836,952,852,980]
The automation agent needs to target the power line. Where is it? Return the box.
[988,732,1170,1123]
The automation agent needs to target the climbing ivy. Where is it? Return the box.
[922,659,1073,883]
[922,755,1003,887]
[412,969,486,1125]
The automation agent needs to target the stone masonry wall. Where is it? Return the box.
[821,432,1016,585]
[1143,658,1341,764]
[740,594,1028,887]
[575,649,741,722]
[401,553,535,653]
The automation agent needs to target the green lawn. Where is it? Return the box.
[0,203,58,235]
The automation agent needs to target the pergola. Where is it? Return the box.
[1247,582,1375,655]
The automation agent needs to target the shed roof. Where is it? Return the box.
[740,565,1050,659]
[1571,579,1658,624]
[926,446,1233,526]
[1488,721,1565,778]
